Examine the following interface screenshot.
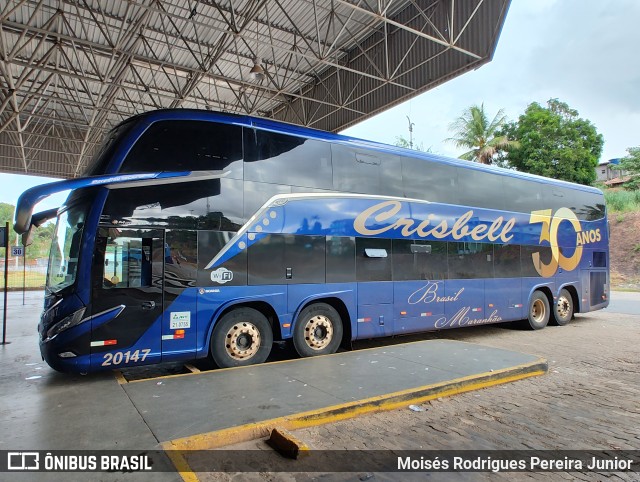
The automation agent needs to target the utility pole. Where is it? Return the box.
[406,116,415,150]
[2,221,9,345]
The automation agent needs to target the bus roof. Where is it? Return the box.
[114,108,603,196]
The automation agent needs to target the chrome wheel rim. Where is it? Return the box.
[557,295,571,319]
[531,299,546,324]
[225,322,261,360]
[303,315,333,351]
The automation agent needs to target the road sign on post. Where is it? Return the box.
[11,246,24,257]
[0,226,6,248]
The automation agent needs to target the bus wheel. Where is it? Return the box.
[210,308,273,368]
[293,303,343,358]
[527,291,550,330]
[552,288,574,326]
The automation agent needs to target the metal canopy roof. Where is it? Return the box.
[0,0,510,179]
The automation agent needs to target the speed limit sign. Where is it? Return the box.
[11,246,24,257]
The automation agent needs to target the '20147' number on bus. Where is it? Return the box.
[102,349,151,366]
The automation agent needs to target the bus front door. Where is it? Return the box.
[90,228,164,370]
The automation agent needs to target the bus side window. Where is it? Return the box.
[392,239,448,280]
[448,242,494,279]
[326,236,355,283]
[493,244,521,278]
[245,129,333,189]
[356,238,392,281]
[102,236,152,289]
[456,168,505,210]
[521,245,553,278]
[120,120,243,178]
[502,178,543,214]
[332,145,381,195]
[401,157,457,204]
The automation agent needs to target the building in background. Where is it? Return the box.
[596,159,629,187]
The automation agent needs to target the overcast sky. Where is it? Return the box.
[344,0,640,161]
[1,0,638,212]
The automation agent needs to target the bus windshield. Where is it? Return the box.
[47,204,87,293]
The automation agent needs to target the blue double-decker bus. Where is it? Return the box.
[14,109,609,373]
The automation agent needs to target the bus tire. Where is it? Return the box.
[210,308,273,368]
[527,291,550,330]
[552,288,574,326]
[293,303,343,358]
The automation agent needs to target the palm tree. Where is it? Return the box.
[446,104,518,164]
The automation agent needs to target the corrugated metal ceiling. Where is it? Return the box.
[0,0,510,178]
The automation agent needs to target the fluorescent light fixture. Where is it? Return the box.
[131,59,191,78]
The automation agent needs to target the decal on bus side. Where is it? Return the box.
[210,267,233,284]
[170,311,191,329]
[353,201,516,242]
[528,208,599,278]
[407,282,503,328]
[408,282,464,304]
[101,349,151,367]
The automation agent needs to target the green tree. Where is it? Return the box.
[0,203,15,258]
[501,99,603,185]
[0,202,14,227]
[446,104,518,164]
[616,146,640,190]
[0,202,54,259]
[394,135,429,152]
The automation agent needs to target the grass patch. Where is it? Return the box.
[0,271,46,289]
[604,189,640,212]
[612,286,640,292]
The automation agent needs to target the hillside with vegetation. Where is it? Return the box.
[605,190,640,290]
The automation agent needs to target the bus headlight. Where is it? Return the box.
[45,308,87,341]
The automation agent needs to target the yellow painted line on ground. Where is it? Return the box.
[113,370,127,385]
[163,449,200,482]
[162,358,547,482]
[184,363,201,374]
